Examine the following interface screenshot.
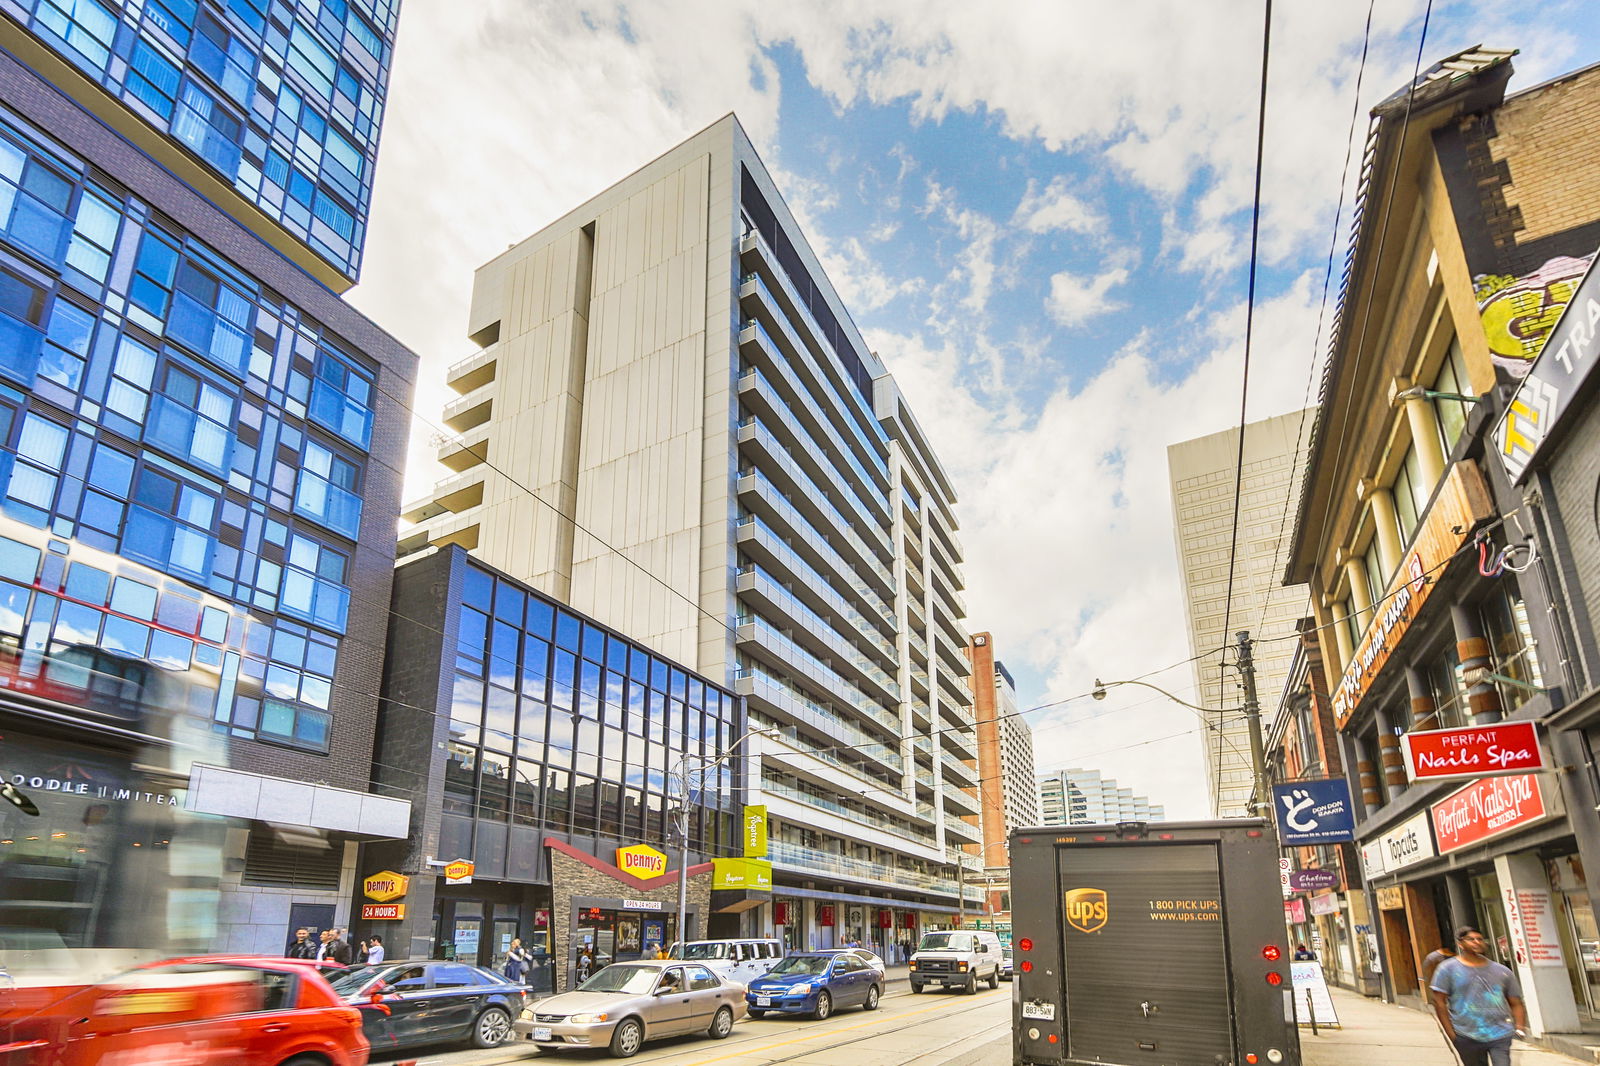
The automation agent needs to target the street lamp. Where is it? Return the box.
[1091,672,1269,817]
[672,726,779,950]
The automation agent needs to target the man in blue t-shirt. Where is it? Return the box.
[1430,925,1528,1066]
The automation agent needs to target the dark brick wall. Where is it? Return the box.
[0,46,418,793]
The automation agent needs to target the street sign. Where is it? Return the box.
[1402,721,1545,782]
[1271,779,1356,845]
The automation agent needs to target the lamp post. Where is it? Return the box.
[672,726,778,951]
[1092,642,1269,818]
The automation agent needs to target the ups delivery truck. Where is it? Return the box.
[1010,819,1300,1066]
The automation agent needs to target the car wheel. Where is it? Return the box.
[748,1009,766,1019]
[813,990,833,1020]
[964,974,978,995]
[910,982,924,994]
[988,968,1000,989]
[708,1005,734,1039]
[610,1017,645,1057]
[471,1006,513,1048]
[863,984,881,1011]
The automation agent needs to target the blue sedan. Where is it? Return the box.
[745,951,883,1020]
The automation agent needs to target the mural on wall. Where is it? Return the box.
[1475,254,1595,375]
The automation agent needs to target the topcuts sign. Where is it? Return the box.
[1431,774,1552,853]
[1402,722,1545,783]
[1361,811,1436,879]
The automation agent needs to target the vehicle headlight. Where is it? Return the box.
[957,961,969,971]
[790,983,812,994]
[568,1012,609,1024]
[521,1007,535,1019]
[908,960,918,969]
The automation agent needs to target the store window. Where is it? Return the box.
[1392,444,1428,545]
[1480,585,1543,712]
[1432,339,1473,454]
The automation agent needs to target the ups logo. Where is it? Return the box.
[1064,888,1108,934]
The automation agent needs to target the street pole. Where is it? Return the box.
[1236,629,1268,818]
[674,758,692,951]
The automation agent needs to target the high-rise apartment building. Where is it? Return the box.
[1167,410,1313,817]
[1038,768,1164,826]
[965,633,1037,866]
[0,0,414,959]
[400,114,981,948]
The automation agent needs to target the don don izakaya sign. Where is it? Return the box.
[1272,779,1356,845]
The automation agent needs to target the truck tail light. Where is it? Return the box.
[1265,971,1282,986]
[1262,945,1281,961]
[1018,938,1033,952]
[1020,961,1033,973]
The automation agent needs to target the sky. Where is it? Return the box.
[348,0,1600,819]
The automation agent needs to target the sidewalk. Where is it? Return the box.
[1301,987,1590,1065]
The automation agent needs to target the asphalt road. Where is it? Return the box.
[374,983,1012,1066]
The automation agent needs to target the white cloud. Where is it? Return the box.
[1046,266,1131,327]
[1014,176,1106,237]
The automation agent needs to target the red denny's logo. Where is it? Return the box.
[1064,887,1108,934]
[616,844,668,880]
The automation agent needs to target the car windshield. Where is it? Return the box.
[328,965,394,995]
[580,964,663,995]
[670,943,728,960]
[769,956,830,976]
[918,933,974,952]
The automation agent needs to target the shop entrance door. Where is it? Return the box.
[1471,872,1512,966]
[452,914,484,967]
[491,918,520,977]
[1560,891,1600,1016]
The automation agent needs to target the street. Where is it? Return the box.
[374,985,1011,1066]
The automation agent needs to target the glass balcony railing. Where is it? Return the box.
[738,416,890,556]
[762,782,933,847]
[735,513,896,646]
[739,665,902,774]
[941,750,978,784]
[736,468,892,588]
[768,840,958,895]
[738,564,898,693]
[736,615,900,735]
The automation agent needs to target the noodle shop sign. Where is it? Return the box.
[1332,464,1493,729]
[1431,774,1550,853]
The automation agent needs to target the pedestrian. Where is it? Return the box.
[1421,943,1455,985]
[1430,925,1528,1066]
[503,937,530,984]
[368,934,385,964]
[315,929,333,962]
[320,928,353,966]
[1293,943,1315,961]
[356,938,372,964]
[285,927,316,960]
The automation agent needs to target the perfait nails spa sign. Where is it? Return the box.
[1401,721,1545,783]
[1431,774,1549,854]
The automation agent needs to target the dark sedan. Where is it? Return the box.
[331,959,527,1052]
[745,951,882,1019]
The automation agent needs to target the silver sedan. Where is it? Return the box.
[514,959,747,1057]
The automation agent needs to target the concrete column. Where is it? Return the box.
[1344,557,1374,634]
[1451,604,1503,725]
[1493,850,1580,1035]
[1395,377,1448,489]
[1404,666,1434,731]
[1331,599,1356,672]
[1375,705,1408,792]
[1366,484,1404,580]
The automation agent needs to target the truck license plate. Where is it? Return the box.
[533,1026,552,1041]
[1021,1000,1056,1021]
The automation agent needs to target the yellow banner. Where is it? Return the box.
[714,857,773,891]
[743,805,768,858]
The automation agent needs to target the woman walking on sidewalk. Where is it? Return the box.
[1429,925,1529,1066]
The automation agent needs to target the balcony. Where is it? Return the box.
[943,786,981,817]
[437,424,490,472]
[768,840,960,896]
[942,722,978,759]
[737,417,891,559]
[442,380,495,433]
[751,710,904,797]
[934,576,967,622]
[735,469,893,595]
[401,470,485,523]
[737,615,900,735]
[930,533,964,591]
[734,515,895,639]
[762,785,937,852]
[736,567,898,699]
[445,345,498,394]
[941,751,979,786]
[944,813,983,840]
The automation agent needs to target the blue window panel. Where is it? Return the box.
[0,298,44,388]
[39,300,93,390]
[126,40,182,120]
[123,505,216,583]
[129,231,179,319]
[34,0,117,73]
[65,187,119,284]
[145,0,197,45]
[192,11,256,106]
[146,395,235,477]
[312,190,354,241]
[87,445,134,496]
[167,260,254,374]
[308,352,372,449]
[287,23,337,99]
[172,82,243,179]
[293,469,361,538]
[0,140,73,266]
[226,0,265,33]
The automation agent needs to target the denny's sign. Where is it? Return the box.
[1332,463,1493,729]
[616,844,668,880]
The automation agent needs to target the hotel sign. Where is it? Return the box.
[616,844,668,880]
[1332,463,1494,729]
[1494,250,1600,483]
[1431,774,1550,853]
[1402,722,1546,783]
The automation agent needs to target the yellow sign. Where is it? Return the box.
[616,844,668,880]
[713,857,773,891]
[1064,887,1108,934]
[362,870,409,902]
[443,859,475,884]
[743,805,768,858]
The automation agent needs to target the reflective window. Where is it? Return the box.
[34,0,117,72]
[309,348,373,449]
[295,438,363,538]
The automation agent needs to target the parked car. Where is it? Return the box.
[331,959,526,1052]
[841,947,887,978]
[999,945,1014,981]
[515,959,746,1057]
[0,956,368,1066]
[745,950,883,1020]
[908,928,1002,994]
[666,938,782,986]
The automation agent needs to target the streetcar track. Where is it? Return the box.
[437,987,1008,1066]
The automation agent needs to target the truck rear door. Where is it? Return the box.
[1058,843,1233,1066]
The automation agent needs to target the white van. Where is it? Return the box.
[908,928,1003,993]
[668,938,783,986]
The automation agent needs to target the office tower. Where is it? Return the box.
[1167,410,1313,816]
[965,633,1038,863]
[400,114,980,946]
[1038,768,1164,826]
[0,0,415,956]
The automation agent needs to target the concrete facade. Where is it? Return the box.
[1037,768,1164,826]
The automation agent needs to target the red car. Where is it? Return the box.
[0,955,368,1066]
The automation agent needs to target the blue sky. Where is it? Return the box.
[353,0,1600,816]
